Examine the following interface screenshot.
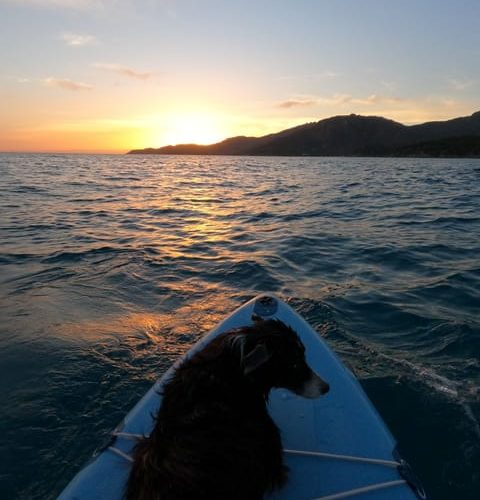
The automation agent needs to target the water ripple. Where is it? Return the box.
[1,154,479,499]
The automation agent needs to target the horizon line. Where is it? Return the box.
[2,110,478,154]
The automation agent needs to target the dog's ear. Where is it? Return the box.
[242,342,271,375]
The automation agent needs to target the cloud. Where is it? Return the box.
[4,76,31,84]
[380,80,397,92]
[449,78,475,91]
[4,0,111,9]
[351,94,404,106]
[94,63,154,80]
[277,70,340,82]
[317,94,404,106]
[4,0,176,16]
[277,94,405,109]
[317,70,339,79]
[2,75,31,84]
[60,32,96,46]
[277,98,318,109]
[318,94,354,106]
[44,77,93,91]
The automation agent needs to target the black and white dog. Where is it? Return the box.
[125,318,329,500]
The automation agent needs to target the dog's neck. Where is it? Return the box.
[162,349,272,411]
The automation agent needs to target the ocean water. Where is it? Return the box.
[0,153,479,499]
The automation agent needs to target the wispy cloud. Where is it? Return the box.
[44,77,93,91]
[5,0,111,9]
[317,94,354,106]
[449,78,475,91]
[318,70,339,79]
[380,80,397,92]
[277,98,318,109]
[348,94,404,106]
[94,63,154,80]
[277,94,404,109]
[5,0,177,17]
[60,32,96,46]
[5,76,32,84]
[278,70,340,82]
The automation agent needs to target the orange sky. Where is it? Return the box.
[1,0,479,153]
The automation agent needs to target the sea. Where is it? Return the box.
[0,153,479,499]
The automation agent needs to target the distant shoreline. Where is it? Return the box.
[1,152,479,159]
[128,111,480,158]
[127,152,480,159]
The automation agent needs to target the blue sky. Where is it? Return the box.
[1,0,479,151]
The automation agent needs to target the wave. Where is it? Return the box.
[2,155,480,499]
[287,297,480,406]
[41,246,130,264]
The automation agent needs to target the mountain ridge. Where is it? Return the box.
[128,111,480,157]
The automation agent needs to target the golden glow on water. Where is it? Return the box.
[54,293,236,349]
[55,312,163,340]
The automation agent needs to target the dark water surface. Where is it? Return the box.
[0,154,479,499]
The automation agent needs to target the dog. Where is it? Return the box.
[125,318,329,500]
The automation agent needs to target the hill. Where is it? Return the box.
[128,111,480,157]
[388,135,480,158]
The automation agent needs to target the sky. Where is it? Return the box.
[1,0,479,153]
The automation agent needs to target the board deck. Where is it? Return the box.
[58,295,424,500]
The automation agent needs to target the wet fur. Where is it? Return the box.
[125,319,324,500]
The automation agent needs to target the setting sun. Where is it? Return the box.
[0,0,478,155]
[2,2,480,500]
[161,113,225,146]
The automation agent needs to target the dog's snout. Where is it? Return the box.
[321,381,330,395]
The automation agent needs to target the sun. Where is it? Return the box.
[162,113,225,146]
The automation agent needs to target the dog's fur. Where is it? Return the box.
[125,318,329,500]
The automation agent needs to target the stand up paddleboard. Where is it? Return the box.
[58,295,426,500]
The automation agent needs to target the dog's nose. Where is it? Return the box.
[321,382,330,395]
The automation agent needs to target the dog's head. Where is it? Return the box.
[226,318,329,398]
